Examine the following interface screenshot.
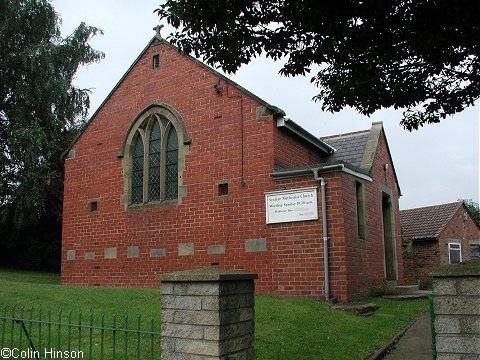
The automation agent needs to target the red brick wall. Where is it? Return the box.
[323,173,349,301]
[270,173,347,300]
[274,129,323,169]
[403,240,440,284]
[61,40,403,302]
[342,132,404,300]
[438,205,480,265]
[62,41,279,290]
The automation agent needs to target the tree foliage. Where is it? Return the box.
[0,0,103,269]
[156,0,480,130]
[463,199,480,225]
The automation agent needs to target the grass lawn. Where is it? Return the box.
[0,268,427,359]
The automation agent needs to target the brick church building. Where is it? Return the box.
[61,29,404,302]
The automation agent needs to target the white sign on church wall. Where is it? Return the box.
[265,187,318,224]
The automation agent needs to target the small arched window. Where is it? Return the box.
[119,104,190,209]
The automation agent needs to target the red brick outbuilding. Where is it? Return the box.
[401,201,480,285]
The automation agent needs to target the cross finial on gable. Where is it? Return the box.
[154,25,164,37]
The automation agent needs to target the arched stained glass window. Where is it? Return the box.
[124,106,187,209]
[165,127,178,200]
[131,132,144,204]
[148,121,161,201]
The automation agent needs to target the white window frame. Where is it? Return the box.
[470,242,480,259]
[448,242,462,264]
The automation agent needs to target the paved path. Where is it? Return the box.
[383,312,433,360]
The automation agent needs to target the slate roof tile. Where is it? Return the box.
[321,130,370,169]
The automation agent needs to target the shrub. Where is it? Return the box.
[369,281,400,297]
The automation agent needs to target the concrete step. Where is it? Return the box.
[395,284,419,294]
[382,292,430,301]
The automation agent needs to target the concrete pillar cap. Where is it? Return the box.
[157,267,258,282]
[430,260,480,277]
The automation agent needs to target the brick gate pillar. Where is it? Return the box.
[158,267,258,360]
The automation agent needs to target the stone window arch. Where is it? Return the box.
[118,103,191,209]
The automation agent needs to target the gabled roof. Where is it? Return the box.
[63,29,398,183]
[400,201,464,240]
[63,31,287,158]
[272,122,401,192]
[272,123,377,179]
[64,29,344,158]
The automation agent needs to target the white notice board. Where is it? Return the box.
[265,187,318,224]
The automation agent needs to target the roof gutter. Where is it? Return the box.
[271,164,372,182]
[277,117,336,155]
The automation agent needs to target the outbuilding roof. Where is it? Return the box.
[272,122,401,194]
[321,129,371,169]
[400,201,463,240]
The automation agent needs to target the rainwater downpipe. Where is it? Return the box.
[313,168,330,300]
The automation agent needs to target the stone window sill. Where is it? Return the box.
[127,199,178,210]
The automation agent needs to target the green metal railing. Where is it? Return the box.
[429,294,437,360]
[0,304,160,360]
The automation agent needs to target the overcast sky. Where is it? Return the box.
[52,0,479,210]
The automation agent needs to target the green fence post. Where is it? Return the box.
[67,309,72,353]
[38,306,42,355]
[1,305,6,348]
[57,308,62,351]
[136,314,141,360]
[124,312,128,360]
[28,307,33,349]
[89,310,94,360]
[112,312,117,360]
[10,304,16,348]
[100,312,105,360]
[28,306,34,348]
[18,306,24,352]
[47,306,52,352]
[150,316,155,360]
[78,310,82,354]
[429,294,437,360]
